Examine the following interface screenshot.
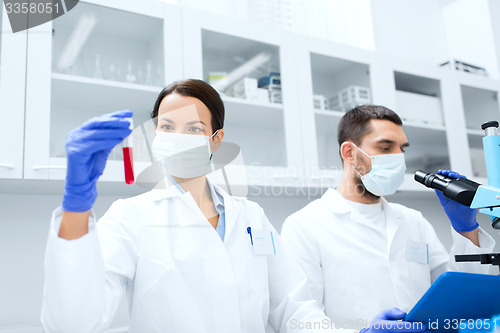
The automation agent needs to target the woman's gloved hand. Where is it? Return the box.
[359,307,429,333]
[434,169,479,233]
[62,110,133,212]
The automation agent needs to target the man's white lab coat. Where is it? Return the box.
[281,188,495,328]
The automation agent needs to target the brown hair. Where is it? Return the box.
[337,105,402,154]
[150,79,225,133]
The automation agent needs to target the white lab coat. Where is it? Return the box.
[42,183,349,333]
[281,188,495,329]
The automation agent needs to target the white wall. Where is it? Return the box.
[488,0,500,79]
[371,0,449,65]
[442,0,499,79]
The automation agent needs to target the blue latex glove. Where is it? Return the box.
[434,169,479,233]
[62,110,133,212]
[360,308,428,333]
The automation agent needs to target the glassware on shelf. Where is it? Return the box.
[155,66,164,87]
[125,60,137,84]
[92,54,103,79]
[106,63,117,81]
[144,60,154,86]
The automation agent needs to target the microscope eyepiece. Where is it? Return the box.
[482,121,499,130]
[414,170,480,207]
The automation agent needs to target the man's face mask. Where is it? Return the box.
[351,143,406,197]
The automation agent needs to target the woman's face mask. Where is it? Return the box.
[152,130,219,179]
[351,143,406,197]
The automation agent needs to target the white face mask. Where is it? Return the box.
[351,143,406,196]
[151,130,218,179]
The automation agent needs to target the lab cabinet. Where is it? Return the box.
[2,2,500,192]
[292,36,382,189]
[0,9,27,179]
[392,71,451,173]
[23,0,183,181]
[181,9,305,187]
[310,54,371,171]
[460,82,500,178]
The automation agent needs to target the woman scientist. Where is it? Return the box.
[41,79,338,333]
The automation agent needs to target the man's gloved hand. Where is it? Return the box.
[360,308,429,333]
[434,169,479,233]
[62,110,133,212]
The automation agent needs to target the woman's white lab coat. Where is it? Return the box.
[281,188,495,328]
[41,183,338,333]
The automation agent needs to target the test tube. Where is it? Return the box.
[123,118,134,185]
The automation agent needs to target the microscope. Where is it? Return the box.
[415,120,500,273]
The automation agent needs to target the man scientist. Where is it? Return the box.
[281,104,496,330]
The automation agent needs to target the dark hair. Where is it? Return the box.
[150,79,225,133]
[337,104,403,149]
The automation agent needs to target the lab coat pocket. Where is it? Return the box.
[408,261,431,299]
[406,240,431,298]
[247,250,270,299]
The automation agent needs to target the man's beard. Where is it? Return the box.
[353,157,380,201]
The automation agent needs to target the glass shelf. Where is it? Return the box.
[315,110,343,170]
[310,53,371,112]
[311,53,371,169]
[48,2,164,163]
[461,85,499,131]
[51,2,164,86]
[404,125,450,173]
[201,29,287,167]
[394,71,444,126]
[461,85,499,177]
[202,29,280,98]
[49,73,157,160]
[468,132,487,178]
[393,71,449,173]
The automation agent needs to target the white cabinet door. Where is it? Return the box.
[181,9,305,188]
[294,35,376,188]
[23,0,182,181]
[0,10,27,179]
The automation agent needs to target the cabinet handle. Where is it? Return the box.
[32,165,67,171]
[0,164,14,169]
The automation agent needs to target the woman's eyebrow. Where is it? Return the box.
[186,120,206,125]
[158,117,174,123]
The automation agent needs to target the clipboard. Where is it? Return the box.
[405,272,500,333]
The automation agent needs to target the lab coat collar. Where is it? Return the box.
[324,187,404,250]
[323,188,404,222]
[323,188,403,217]
[149,177,240,242]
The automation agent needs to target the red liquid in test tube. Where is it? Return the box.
[123,119,134,185]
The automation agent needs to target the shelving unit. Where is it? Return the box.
[460,85,500,177]
[182,8,304,177]
[393,71,451,173]
[310,53,371,170]
[0,8,27,179]
[51,2,165,86]
[314,110,344,170]
[461,85,499,131]
[22,0,181,181]
[0,1,498,190]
